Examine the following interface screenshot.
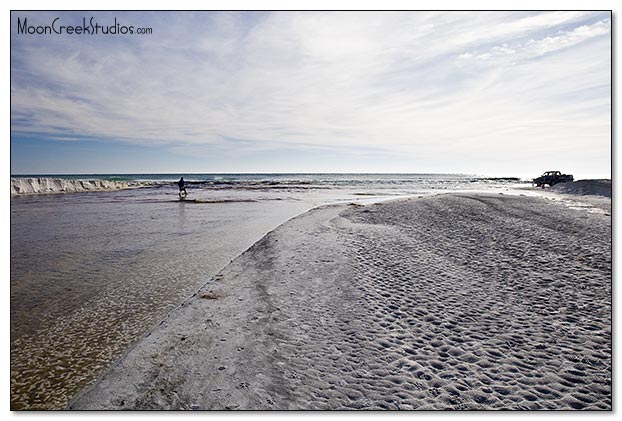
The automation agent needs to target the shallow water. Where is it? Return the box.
[10,177,529,409]
[10,186,330,409]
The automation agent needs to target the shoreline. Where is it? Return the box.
[10,186,327,410]
[67,203,341,408]
[69,193,611,410]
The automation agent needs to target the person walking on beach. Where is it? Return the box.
[178,177,187,197]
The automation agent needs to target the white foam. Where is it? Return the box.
[10,177,152,195]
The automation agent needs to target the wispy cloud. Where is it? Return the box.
[458,18,610,61]
[10,11,611,175]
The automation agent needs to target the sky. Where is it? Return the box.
[10,11,611,177]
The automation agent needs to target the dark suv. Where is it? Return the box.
[533,171,574,187]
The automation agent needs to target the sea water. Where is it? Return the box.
[10,174,527,409]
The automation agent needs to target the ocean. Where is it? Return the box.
[11,172,522,192]
[10,173,527,409]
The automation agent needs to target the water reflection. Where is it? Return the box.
[10,186,320,409]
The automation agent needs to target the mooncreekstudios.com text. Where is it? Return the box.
[16,17,153,35]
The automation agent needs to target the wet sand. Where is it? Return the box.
[70,193,611,410]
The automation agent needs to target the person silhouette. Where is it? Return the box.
[178,177,188,197]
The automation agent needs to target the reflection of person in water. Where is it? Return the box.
[178,177,187,197]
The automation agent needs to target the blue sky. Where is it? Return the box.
[10,11,611,177]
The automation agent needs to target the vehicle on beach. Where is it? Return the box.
[533,171,574,187]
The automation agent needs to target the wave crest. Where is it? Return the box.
[11,177,152,195]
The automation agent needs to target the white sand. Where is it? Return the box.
[550,179,611,198]
[70,193,611,410]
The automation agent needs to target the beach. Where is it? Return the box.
[9,7,613,413]
[70,192,611,410]
[11,174,533,410]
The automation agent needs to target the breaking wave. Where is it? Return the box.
[10,177,156,196]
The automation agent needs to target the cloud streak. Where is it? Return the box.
[10,11,611,175]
